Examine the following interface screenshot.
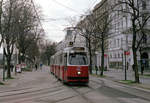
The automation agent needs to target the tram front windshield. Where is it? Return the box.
[69,53,88,65]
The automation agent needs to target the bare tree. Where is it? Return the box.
[25,39,40,64]
[76,14,97,74]
[76,7,112,76]
[0,0,3,46]
[15,0,44,64]
[40,41,56,65]
[114,0,150,83]
[92,11,112,76]
[0,0,43,78]
[1,0,18,78]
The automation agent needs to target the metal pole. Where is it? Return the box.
[125,51,127,80]
[122,52,124,70]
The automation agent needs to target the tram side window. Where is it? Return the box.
[69,53,88,65]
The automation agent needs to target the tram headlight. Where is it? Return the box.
[77,71,81,75]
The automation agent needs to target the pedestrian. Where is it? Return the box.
[40,63,43,70]
[104,66,107,71]
[35,64,38,71]
[95,65,98,75]
[141,63,144,75]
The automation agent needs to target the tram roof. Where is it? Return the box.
[64,47,87,53]
[53,47,87,56]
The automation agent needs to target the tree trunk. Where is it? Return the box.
[132,19,140,83]
[18,52,20,64]
[48,58,50,65]
[7,55,11,78]
[21,53,25,63]
[47,56,49,65]
[0,0,3,45]
[100,36,104,76]
[132,49,140,83]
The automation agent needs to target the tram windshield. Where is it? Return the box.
[69,53,88,65]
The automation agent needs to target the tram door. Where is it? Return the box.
[63,53,68,81]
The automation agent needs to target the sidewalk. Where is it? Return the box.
[0,69,19,84]
[0,65,49,87]
[92,68,150,90]
[0,68,16,79]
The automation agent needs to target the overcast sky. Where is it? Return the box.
[34,0,101,42]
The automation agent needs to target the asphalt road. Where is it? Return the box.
[0,66,150,103]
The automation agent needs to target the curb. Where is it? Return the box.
[116,80,150,92]
[91,74,150,93]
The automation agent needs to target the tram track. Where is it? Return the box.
[0,87,32,93]
[0,75,105,103]
[0,75,61,97]
[65,79,105,103]
[0,84,64,102]
[68,85,94,103]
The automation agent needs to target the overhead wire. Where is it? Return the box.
[36,0,100,32]
[30,0,44,32]
[50,0,79,14]
[44,17,68,22]
[45,0,100,23]
[44,0,84,24]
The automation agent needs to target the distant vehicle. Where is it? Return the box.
[50,47,89,84]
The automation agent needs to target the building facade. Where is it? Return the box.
[107,0,150,70]
[77,0,150,70]
[59,0,150,70]
[56,27,86,52]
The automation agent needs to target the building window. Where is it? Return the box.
[125,16,128,29]
[110,41,112,48]
[110,53,112,59]
[118,22,120,31]
[118,39,120,47]
[120,53,122,58]
[114,53,116,58]
[142,1,146,10]
[118,53,120,58]
[122,19,123,30]
[112,53,113,58]
[114,39,116,47]
[121,38,123,46]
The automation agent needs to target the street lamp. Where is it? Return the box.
[120,35,129,81]
[121,13,130,80]
[123,35,129,81]
[124,50,127,80]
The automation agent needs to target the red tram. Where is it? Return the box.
[50,47,89,84]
